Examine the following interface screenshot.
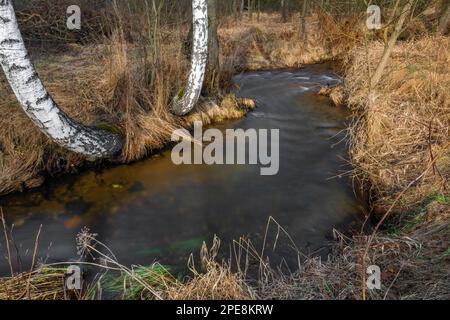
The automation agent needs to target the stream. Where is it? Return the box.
[0,65,363,276]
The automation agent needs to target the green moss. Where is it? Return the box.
[402,210,427,231]
[387,193,449,235]
[95,123,122,135]
[433,194,449,206]
[442,248,450,258]
[176,87,185,99]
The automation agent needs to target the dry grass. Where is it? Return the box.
[346,36,450,210]
[63,232,254,300]
[0,17,256,195]
[166,263,254,300]
[0,11,354,196]
[259,219,449,300]
[165,238,255,300]
[306,33,450,300]
[0,268,71,300]
[219,12,363,71]
[1,6,449,300]
[0,45,106,195]
[319,85,347,107]
[1,208,448,300]
[215,11,450,301]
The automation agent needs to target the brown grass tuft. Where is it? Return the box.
[0,268,70,300]
[260,219,449,300]
[346,36,450,209]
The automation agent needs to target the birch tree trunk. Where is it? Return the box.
[0,0,123,158]
[171,0,208,116]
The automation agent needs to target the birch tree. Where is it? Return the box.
[0,0,123,158]
[171,0,208,116]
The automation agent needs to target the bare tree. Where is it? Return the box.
[438,0,450,35]
[240,0,245,18]
[281,0,289,22]
[300,0,308,41]
[370,0,414,90]
[206,0,220,91]
[0,0,123,158]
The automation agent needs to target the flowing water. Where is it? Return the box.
[0,65,363,276]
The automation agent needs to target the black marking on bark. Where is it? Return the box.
[8,63,27,72]
[0,39,20,45]
[24,101,32,112]
[25,72,39,84]
[36,93,50,105]
[0,0,124,158]
[0,16,10,23]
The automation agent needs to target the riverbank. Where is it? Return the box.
[249,17,449,299]
[0,40,255,196]
[1,8,449,300]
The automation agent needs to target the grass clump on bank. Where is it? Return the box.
[346,36,450,211]
[91,264,175,300]
[0,267,72,300]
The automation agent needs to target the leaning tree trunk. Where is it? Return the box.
[171,0,208,116]
[0,0,123,158]
[370,0,413,90]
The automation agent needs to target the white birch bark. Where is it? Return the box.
[0,0,123,158]
[171,0,208,116]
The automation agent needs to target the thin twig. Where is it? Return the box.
[1,208,14,277]
[25,224,42,299]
